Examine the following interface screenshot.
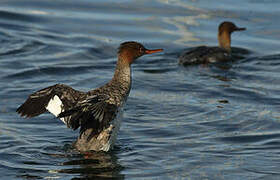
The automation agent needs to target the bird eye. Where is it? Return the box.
[139,47,144,53]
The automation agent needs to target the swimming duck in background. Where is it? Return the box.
[17,41,163,152]
[179,21,246,65]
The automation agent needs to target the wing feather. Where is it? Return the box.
[16,84,86,122]
[58,94,118,137]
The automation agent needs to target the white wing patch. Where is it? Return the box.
[46,95,66,124]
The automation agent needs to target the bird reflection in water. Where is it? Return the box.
[48,149,124,179]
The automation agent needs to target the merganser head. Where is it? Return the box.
[118,41,163,65]
[218,21,246,52]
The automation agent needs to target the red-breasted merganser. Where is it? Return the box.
[179,21,246,65]
[16,41,163,152]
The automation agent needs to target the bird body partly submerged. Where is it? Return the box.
[17,42,163,152]
[17,76,129,152]
[179,21,246,65]
[179,46,231,65]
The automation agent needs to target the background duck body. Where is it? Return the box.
[179,21,246,66]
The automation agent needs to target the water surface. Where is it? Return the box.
[1,0,280,179]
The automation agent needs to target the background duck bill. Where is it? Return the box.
[235,27,246,31]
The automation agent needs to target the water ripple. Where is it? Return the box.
[1,0,280,179]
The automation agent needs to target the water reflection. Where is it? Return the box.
[1,0,280,179]
[57,151,124,179]
[15,149,124,179]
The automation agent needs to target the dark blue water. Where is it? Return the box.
[1,0,280,179]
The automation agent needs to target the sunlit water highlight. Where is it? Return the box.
[1,0,280,179]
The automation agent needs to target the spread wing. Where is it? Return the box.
[57,94,118,136]
[16,84,86,125]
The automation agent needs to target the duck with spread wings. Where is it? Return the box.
[17,41,163,152]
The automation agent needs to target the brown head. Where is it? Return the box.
[218,21,246,52]
[118,41,163,65]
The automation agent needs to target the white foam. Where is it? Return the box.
[46,95,66,124]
